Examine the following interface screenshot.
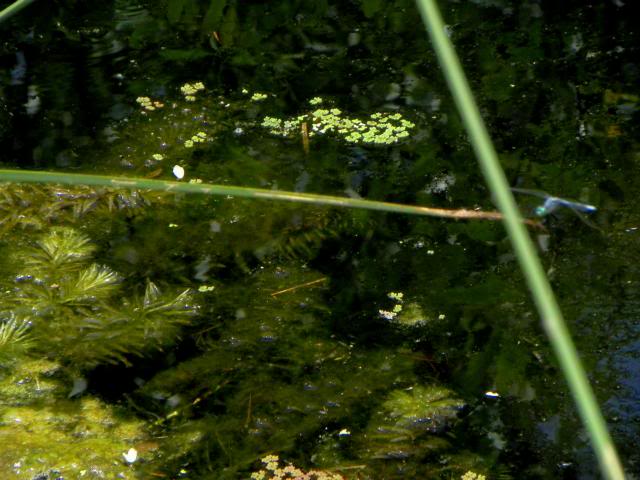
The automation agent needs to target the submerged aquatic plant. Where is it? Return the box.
[0,226,197,368]
[0,183,150,236]
[360,385,465,461]
[0,316,34,365]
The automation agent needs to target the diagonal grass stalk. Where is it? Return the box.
[414,0,625,478]
[0,0,36,24]
[0,169,539,224]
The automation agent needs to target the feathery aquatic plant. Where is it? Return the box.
[0,183,151,236]
[0,316,34,366]
[360,385,465,461]
[1,227,197,368]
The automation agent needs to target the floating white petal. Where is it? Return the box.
[173,165,185,179]
[123,447,138,463]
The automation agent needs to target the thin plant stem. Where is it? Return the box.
[0,0,36,24]
[414,1,625,478]
[0,169,540,225]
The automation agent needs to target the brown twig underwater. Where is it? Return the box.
[271,277,328,297]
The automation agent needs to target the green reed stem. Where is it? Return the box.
[0,0,36,24]
[0,168,539,224]
[414,1,625,478]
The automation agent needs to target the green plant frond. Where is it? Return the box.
[25,227,96,272]
[142,281,197,317]
[0,316,34,364]
[62,283,197,366]
[384,385,465,431]
[3,227,197,368]
[359,384,465,462]
[59,264,122,304]
[143,281,162,307]
[271,220,340,261]
[0,183,157,240]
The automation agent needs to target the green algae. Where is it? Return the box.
[0,359,148,479]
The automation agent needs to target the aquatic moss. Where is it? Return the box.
[0,359,148,479]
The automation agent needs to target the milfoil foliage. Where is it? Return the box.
[0,226,197,369]
[0,183,153,236]
[124,264,490,479]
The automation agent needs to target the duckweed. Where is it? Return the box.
[180,81,205,98]
[250,92,268,102]
[129,85,417,177]
[260,97,415,146]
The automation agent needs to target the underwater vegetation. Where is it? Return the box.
[0,225,196,478]
[0,357,147,479]
[361,385,465,461]
[123,262,496,479]
[0,183,152,236]
[0,226,197,369]
[0,78,506,479]
[0,0,637,476]
[0,181,497,478]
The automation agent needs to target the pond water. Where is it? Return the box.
[0,1,639,479]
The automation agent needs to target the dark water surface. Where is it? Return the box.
[0,1,639,479]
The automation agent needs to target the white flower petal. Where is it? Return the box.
[173,165,185,179]
[123,447,138,463]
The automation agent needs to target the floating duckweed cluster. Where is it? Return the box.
[135,96,164,111]
[250,455,344,480]
[180,81,205,101]
[461,472,487,480]
[128,86,417,177]
[261,97,415,145]
[379,292,446,327]
[379,291,404,320]
[250,92,268,102]
[184,131,209,148]
[129,82,218,170]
